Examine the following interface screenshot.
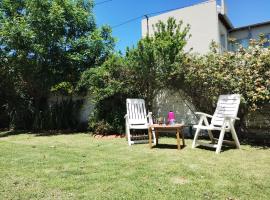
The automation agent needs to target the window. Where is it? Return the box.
[229,38,249,51]
[237,38,249,48]
[220,34,226,49]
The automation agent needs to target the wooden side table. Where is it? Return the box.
[148,124,185,150]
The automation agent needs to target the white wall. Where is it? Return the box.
[251,25,270,39]
[142,0,219,54]
[229,29,248,40]
[219,19,229,52]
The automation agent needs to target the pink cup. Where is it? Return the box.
[168,111,175,124]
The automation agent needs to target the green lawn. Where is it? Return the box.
[0,133,269,200]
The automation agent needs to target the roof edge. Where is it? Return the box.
[218,13,234,30]
[229,20,270,32]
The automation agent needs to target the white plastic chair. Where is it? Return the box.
[192,94,241,154]
[124,98,156,146]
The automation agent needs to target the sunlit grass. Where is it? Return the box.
[0,133,269,199]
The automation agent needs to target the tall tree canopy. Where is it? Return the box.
[0,0,115,129]
[126,17,190,109]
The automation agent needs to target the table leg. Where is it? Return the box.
[148,127,152,148]
[156,130,159,145]
[181,127,185,146]
[176,128,181,150]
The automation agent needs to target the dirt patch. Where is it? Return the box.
[93,134,125,139]
[171,176,189,185]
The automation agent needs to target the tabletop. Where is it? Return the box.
[149,124,184,129]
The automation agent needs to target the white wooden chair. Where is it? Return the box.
[124,98,156,146]
[192,94,241,154]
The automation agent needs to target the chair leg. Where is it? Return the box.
[203,117,214,143]
[215,129,225,154]
[192,116,204,149]
[230,125,240,149]
[126,127,132,146]
[192,128,201,148]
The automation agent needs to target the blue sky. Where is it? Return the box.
[94,0,270,52]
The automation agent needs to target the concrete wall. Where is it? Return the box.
[153,90,198,125]
[79,97,95,123]
[243,104,270,142]
[48,95,95,124]
[141,0,220,54]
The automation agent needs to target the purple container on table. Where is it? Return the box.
[168,111,175,125]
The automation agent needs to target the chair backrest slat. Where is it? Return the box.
[126,99,148,125]
[211,94,241,127]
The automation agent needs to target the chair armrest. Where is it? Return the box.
[224,116,240,120]
[147,112,153,125]
[124,114,129,127]
[195,112,213,118]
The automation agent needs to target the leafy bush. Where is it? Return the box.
[32,98,83,131]
[7,97,83,131]
[78,55,138,133]
[179,41,270,114]
[88,120,112,135]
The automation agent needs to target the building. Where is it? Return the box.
[229,21,270,51]
[141,0,270,54]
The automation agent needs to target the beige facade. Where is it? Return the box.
[142,0,270,53]
[142,0,220,54]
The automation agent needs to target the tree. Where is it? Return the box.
[78,17,190,133]
[126,17,190,109]
[0,0,115,129]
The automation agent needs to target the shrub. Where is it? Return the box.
[88,120,112,135]
[175,41,270,130]
[78,55,137,133]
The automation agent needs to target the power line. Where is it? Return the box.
[111,0,209,29]
[95,0,112,6]
[112,15,144,29]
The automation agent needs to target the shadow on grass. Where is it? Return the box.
[194,140,270,152]
[194,132,270,150]
[34,130,89,137]
[195,145,233,152]
[0,130,30,138]
[0,129,89,138]
[153,144,186,150]
[240,139,270,150]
